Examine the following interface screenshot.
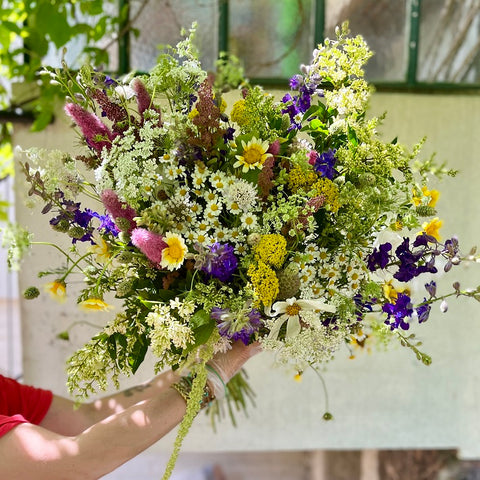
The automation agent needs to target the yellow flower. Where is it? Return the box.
[383,280,410,302]
[248,261,279,307]
[426,187,440,207]
[44,280,67,304]
[79,298,113,312]
[412,186,440,208]
[421,216,443,241]
[254,234,287,268]
[89,237,110,263]
[288,166,317,193]
[188,107,199,119]
[311,178,340,213]
[230,99,248,126]
[233,138,271,173]
[160,232,187,271]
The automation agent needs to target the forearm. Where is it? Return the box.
[0,388,187,480]
[87,369,180,423]
[42,369,181,435]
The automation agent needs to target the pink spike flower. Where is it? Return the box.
[100,189,137,233]
[131,78,162,125]
[131,228,167,265]
[65,103,115,153]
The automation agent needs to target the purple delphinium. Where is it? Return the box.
[281,81,317,130]
[382,293,414,330]
[211,307,262,345]
[200,243,238,282]
[366,242,392,271]
[394,237,437,282]
[313,149,338,180]
[353,293,375,322]
[424,280,437,298]
[416,301,431,323]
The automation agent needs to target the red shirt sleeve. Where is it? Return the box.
[0,375,53,438]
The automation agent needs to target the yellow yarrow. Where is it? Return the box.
[254,234,287,268]
[288,166,317,193]
[230,99,249,126]
[311,178,340,213]
[248,261,279,307]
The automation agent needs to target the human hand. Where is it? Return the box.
[206,341,262,398]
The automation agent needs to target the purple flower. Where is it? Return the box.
[393,238,438,282]
[90,211,119,236]
[382,293,413,330]
[416,301,431,323]
[313,149,338,180]
[212,307,262,345]
[289,74,304,90]
[424,280,437,298]
[413,233,437,247]
[366,242,392,271]
[200,243,238,282]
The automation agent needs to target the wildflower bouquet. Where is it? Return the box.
[11,23,480,477]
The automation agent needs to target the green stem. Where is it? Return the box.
[31,241,75,264]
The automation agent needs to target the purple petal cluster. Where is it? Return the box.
[312,149,338,180]
[211,307,262,345]
[382,293,432,330]
[200,243,238,282]
[282,79,317,130]
[366,234,440,282]
[382,293,414,330]
[50,196,118,244]
[366,242,392,271]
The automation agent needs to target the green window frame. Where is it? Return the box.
[116,0,480,93]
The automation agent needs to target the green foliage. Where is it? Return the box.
[0,0,124,132]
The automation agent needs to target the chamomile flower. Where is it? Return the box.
[205,199,222,218]
[234,137,271,173]
[240,212,258,230]
[266,297,336,340]
[160,232,188,270]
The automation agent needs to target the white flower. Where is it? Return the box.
[265,297,336,340]
[240,212,258,230]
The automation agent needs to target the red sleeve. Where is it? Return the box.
[0,375,53,438]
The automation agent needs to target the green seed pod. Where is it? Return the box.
[358,172,376,187]
[415,205,437,217]
[51,219,70,233]
[68,226,86,239]
[23,286,40,299]
[277,263,301,300]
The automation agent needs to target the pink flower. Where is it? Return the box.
[308,150,318,166]
[268,139,281,156]
[100,189,137,233]
[64,103,115,153]
[131,78,162,125]
[131,228,167,265]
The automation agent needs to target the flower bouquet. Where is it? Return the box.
[9,22,480,478]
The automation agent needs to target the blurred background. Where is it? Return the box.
[2,1,480,479]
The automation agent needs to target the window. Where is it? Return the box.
[119,0,480,91]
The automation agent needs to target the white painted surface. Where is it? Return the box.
[11,91,480,478]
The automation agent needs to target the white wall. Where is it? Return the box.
[11,92,480,477]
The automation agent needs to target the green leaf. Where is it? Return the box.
[190,309,211,329]
[129,336,149,373]
[35,3,72,48]
[348,125,358,148]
